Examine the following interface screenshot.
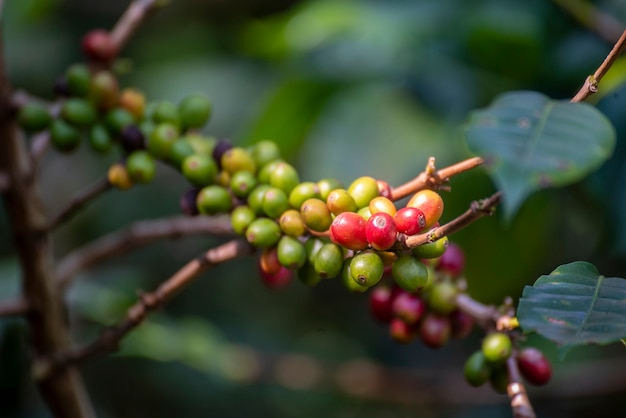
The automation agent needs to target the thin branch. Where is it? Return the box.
[44,238,253,377]
[390,157,484,201]
[46,177,112,231]
[506,356,537,418]
[571,29,626,102]
[56,214,235,289]
[0,170,8,192]
[0,298,29,317]
[110,0,161,52]
[30,130,51,161]
[553,0,625,44]
[402,191,502,248]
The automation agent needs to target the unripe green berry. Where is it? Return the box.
[231,205,256,235]
[300,198,332,232]
[125,150,156,183]
[317,178,343,201]
[412,236,449,259]
[342,258,368,293]
[428,281,459,314]
[230,170,258,198]
[148,122,180,159]
[289,182,319,210]
[490,363,510,394]
[89,70,119,110]
[182,154,217,187]
[391,254,430,292]
[105,108,135,135]
[357,206,372,221]
[50,119,81,152]
[178,94,212,129]
[186,134,216,156]
[297,262,322,286]
[88,124,113,153]
[65,64,91,97]
[269,162,300,194]
[61,98,97,127]
[257,160,283,184]
[169,139,196,169]
[482,333,513,364]
[152,101,180,126]
[246,218,281,248]
[17,104,51,132]
[277,235,307,270]
[326,188,358,215]
[464,351,492,387]
[350,250,384,288]
[221,147,257,175]
[196,185,232,215]
[279,209,307,237]
[262,187,290,219]
[247,184,271,215]
[313,242,344,279]
[251,140,281,168]
[348,176,379,208]
[305,237,324,263]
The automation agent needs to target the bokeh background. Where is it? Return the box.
[2,0,626,417]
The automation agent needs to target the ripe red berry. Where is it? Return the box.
[437,242,465,278]
[389,318,417,344]
[260,265,293,290]
[516,347,552,386]
[394,207,426,235]
[330,211,368,251]
[82,29,118,63]
[419,313,451,349]
[450,309,474,339]
[391,291,426,325]
[365,212,397,251]
[369,285,396,323]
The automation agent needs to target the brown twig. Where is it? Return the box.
[390,157,484,201]
[110,0,161,52]
[0,170,8,192]
[506,356,537,418]
[553,0,625,45]
[46,177,112,231]
[402,191,501,248]
[44,238,253,377]
[571,29,626,102]
[0,298,29,317]
[56,214,235,289]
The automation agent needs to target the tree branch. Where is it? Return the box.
[56,214,235,289]
[571,29,626,102]
[506,356,537,418]
[553,0,625,45]
[46,177,112,231]
[46,238,253,376]
[0,170,8,192]
[0,297,29,317]
[110,0,161,52]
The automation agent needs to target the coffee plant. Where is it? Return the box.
[2,1,626,417]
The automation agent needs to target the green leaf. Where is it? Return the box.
[463,91,615,221]
[517,261,626,354]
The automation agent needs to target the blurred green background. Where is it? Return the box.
[2,0,626,417]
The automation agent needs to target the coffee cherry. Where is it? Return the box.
[152,101,181,127]
[178,94,212,129]
[366,212,397,251]
[269,162,300,194]
[247,184,271,215]
[251,140,281,167]
[211,139,232,169]
[419,313,451,349]
[196,185,232,215]
[119,88,146,121]
[357,206,372,221]
[464,351,492,387]
[288,182,319,210]
[305,237,325,263]
[260,265,293,290]
[341,258,368,293]
[257,160,282,184]
[376,180,392,199]
[317,178,343,200]
[438,242,465,278]
[105,108,135,136]
[297,262,322,286]
[326,189,358,215]
[182,154,217,187]
[277,235,307,270]
[230,170,258,198]
[126,150,156,184]
[262,187,290,219]
[65,64,91,97]
[186,134,216,156]
[516,347,552,386]
[350,250,384,288]
[221,147,257,175]
[450,309,474,339]
[61,98,97,127]
[313,242,344,279]
[407,189,444,229]
[489,363,509,394]
[392,291,426,324]
[330,212,368,251]
[348,176,379,208]
[427,281,459,314]
[300,198,333,232]
[369,285,396,323]
[180,188,200,216]
[82,29,117,62]
[50,119,81,152]
[391,255,429,292]
[120,125,146,152]
[17,103,51,132]
[231,205,256,235]
[107,162,133,190]
[246,218,281,248]
[369,196,396,216]
[148,122,180,159]
[394,207,426,235]
[259,246,282,275]
[482,333,513,364]
[390,317,418,344]
[279,209,306,237]
[88,124,113,153]
[89,70,119,110]
[412,236,449,259]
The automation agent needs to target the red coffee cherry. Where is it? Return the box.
[406,189,444,229]
[365,212,397,251]
[82,29,118,63]
[419,313,451,349]
[450,309,474,339]
[437,242,465,278]
[394,207,426,235]
[389,318,417,344]
[516,347,552,386]
[369,285,396,323]
[391,291,426,325]
[260,265,293,290]
[330,211,368,251]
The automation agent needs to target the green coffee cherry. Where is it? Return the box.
[126,150,156,184]
[490,363,509,394]
[412,236,449,259]
[61,98,96,127]
[300,198,332,232]
[482,333,513,364]
[348,176,379,208]
[317,178,343,200]
[262,187,290,219]
[230,170,257,198]
[196,185,232,215]
[297,262,322,286]
[313,242,344,279]
[178,94,212,129]
[17,104,51,132]
[350,250,384,288]
[169,139,196,169]
[428,281,459,314]
[152,101,180,126]
[65,64,91,97]
[231,205,256,235]
[245,218,282,248]
[148,122,180,159]
[89,70,119,110]
[341,258,368,293]
[391,254,430,292]
[464,351,492,387]
[182,154,217,187]
[247,184,271,215]
[305,237,324,263]
[186,134,216,156]
[269,162,300,194]
[50,119,81,152]
[251,140,281,168]
[105,108,135,135]
[257,160,283,184]
[88,124,113,153]
[277,235,307,270]
[326,188,358,215]
[289,182,319,210]
[279,209,306,237]
[221,147,257,175]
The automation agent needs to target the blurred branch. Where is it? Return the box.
[30,131,51,161]
[110,0,162,52]
[553,0,624,44]
[402,191,501,248]
[571,29,626,102]
[390,156,484,201]
[46,177,112,231]
[0,170,8,192]
[56,214,235,289]
[0,298,29,317]
[506,356,537,418]
[46,238,254,376]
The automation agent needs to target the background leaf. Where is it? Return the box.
[517,261,626,354]
[463,91,615,221]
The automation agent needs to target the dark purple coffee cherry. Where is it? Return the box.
[212,139,232,169]
[180,188,200,216]
[120,125,146,152]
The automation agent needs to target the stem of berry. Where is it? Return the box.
[0,170,8,192]
[506,356,537,418]
[46,177,112,231]
[110,0,161,53]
